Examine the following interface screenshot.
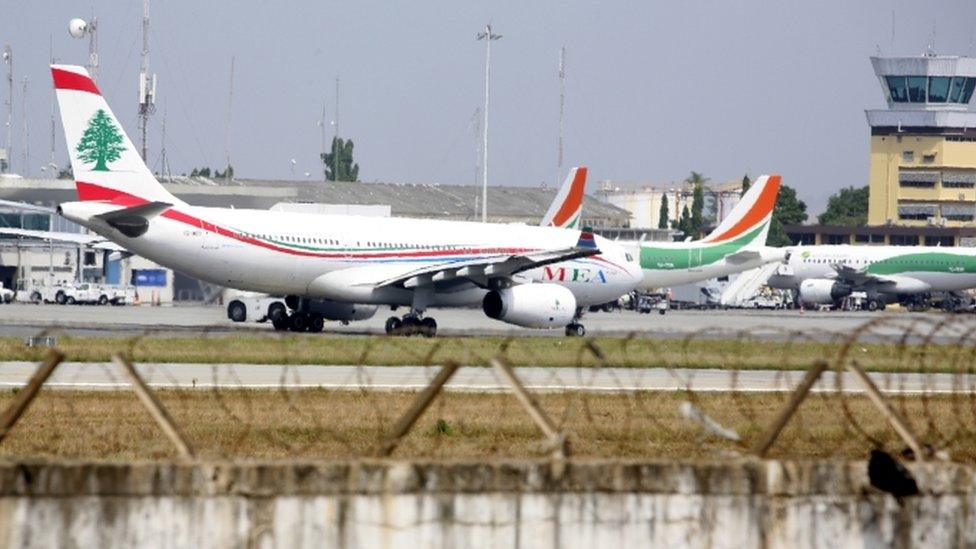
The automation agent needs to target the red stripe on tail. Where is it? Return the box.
[51,68,101,95]
[550,167,587,227]
[704,174,781,242]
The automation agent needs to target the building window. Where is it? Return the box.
[950,77,967,102]
[788,233,815,245]
[890,235,920,246]
[824,234,849,245]
[902,151,914,163]
[964,78,976,104]
[83,251,97,266]
[925,236,955,247]
[886,76,909,102]
[854,234,870,243]
[907,76,927,102]
[922,154,936,163]
[928,76,951,103]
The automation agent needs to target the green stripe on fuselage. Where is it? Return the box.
[639,223,765,271]
[867,252,976,275]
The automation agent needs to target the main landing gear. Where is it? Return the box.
[385,314,437,337]
[564,308,586,337]
[272,310,325,333]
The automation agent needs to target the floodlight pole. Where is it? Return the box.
[137,0,156,162]
[477,24,501,223]
[556,46,565,187]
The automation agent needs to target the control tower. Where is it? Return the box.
[866,54,976,227]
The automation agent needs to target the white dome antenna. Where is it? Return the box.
[68,18,88,39]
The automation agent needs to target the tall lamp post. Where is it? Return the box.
[477,24,501,223]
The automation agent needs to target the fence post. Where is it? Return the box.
[847,361,926,461]
[112,354,195,459]
[490,357,569,463]
[377,362,460,457]
[752,360,828,458]
[0,350,65,444]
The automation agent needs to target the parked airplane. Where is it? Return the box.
[766,244,976,310]
[540,167,586,229]
[50,64,642,336]
[623,174,786,290]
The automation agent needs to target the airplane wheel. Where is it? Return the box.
[421,317,437,338]
[866,299,880,312]
[228,300,247,322]
[308,314,325,333]
[385,316,402,335]
[268,302,287,323]
[272,315,290,331]
[565,323,585,337]
[289,313,309,332]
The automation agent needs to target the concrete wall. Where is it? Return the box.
[0,460,971,548]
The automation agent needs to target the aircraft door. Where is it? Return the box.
[688,247,703,271]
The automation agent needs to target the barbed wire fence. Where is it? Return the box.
[2,315,976,463]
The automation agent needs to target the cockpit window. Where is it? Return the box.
[625,253,634,262]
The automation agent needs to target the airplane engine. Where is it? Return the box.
[798,279,852,305]
[308,299,379,321]
[482,283,577,328]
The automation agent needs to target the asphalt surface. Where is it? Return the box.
[0,303,964,341]
[0,361,970,394]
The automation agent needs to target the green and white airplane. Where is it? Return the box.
[622,174,787,290]
[767,244,976,310]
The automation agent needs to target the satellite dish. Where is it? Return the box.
[68,18,88,39]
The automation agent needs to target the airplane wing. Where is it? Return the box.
[372,230,601,289]
[0,227,128,252]
[831,263,896,287]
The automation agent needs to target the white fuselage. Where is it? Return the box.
[61,202,642,309]
[767,245,976,294]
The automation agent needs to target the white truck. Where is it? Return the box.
[54,283,131,305]
[0,283,13,304]
[226,293,288,324]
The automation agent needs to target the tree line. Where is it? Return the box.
[658,172,867,247]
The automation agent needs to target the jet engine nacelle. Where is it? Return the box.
[798,278,852,305]
[482,283,577,329]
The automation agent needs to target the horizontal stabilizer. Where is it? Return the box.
[93,201,172,238]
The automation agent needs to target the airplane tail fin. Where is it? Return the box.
[540,166,587,229]
[51,65,182,206]
[701,174,781,246]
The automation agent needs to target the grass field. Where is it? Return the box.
[0,389,973,461]
[0,332,969,372]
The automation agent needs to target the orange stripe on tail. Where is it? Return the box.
[704,174,781,242]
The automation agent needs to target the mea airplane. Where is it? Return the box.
[766,245,976,310]
[619,175,786,290]
[50,65,642,336]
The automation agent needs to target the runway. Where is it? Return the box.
[0,303,960,341]
[1,361,972,394]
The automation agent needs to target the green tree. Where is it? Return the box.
[818,185,869,226]
[190,167,212,177]
[740,174,751,196]
[321,137,360,182]
[657,195,670,229]
[215,165,234,180]
[674,204,692,241]
[767,184,808,247]
[76,109,125,171]
[685,171,708,237]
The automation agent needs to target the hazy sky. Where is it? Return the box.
[3,1,976,214]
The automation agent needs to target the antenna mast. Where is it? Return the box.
[333,76,339,180]
[224,56,235,179]
[87,14,99,82]
[49,37,57,170]
[477,24,502,222]
[556,46,565,187]
[137,0,156,161]
[2,44,11,174]
[20,76,28,177]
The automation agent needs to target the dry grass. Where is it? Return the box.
[0,333,966,372]
[1,389,975,462]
